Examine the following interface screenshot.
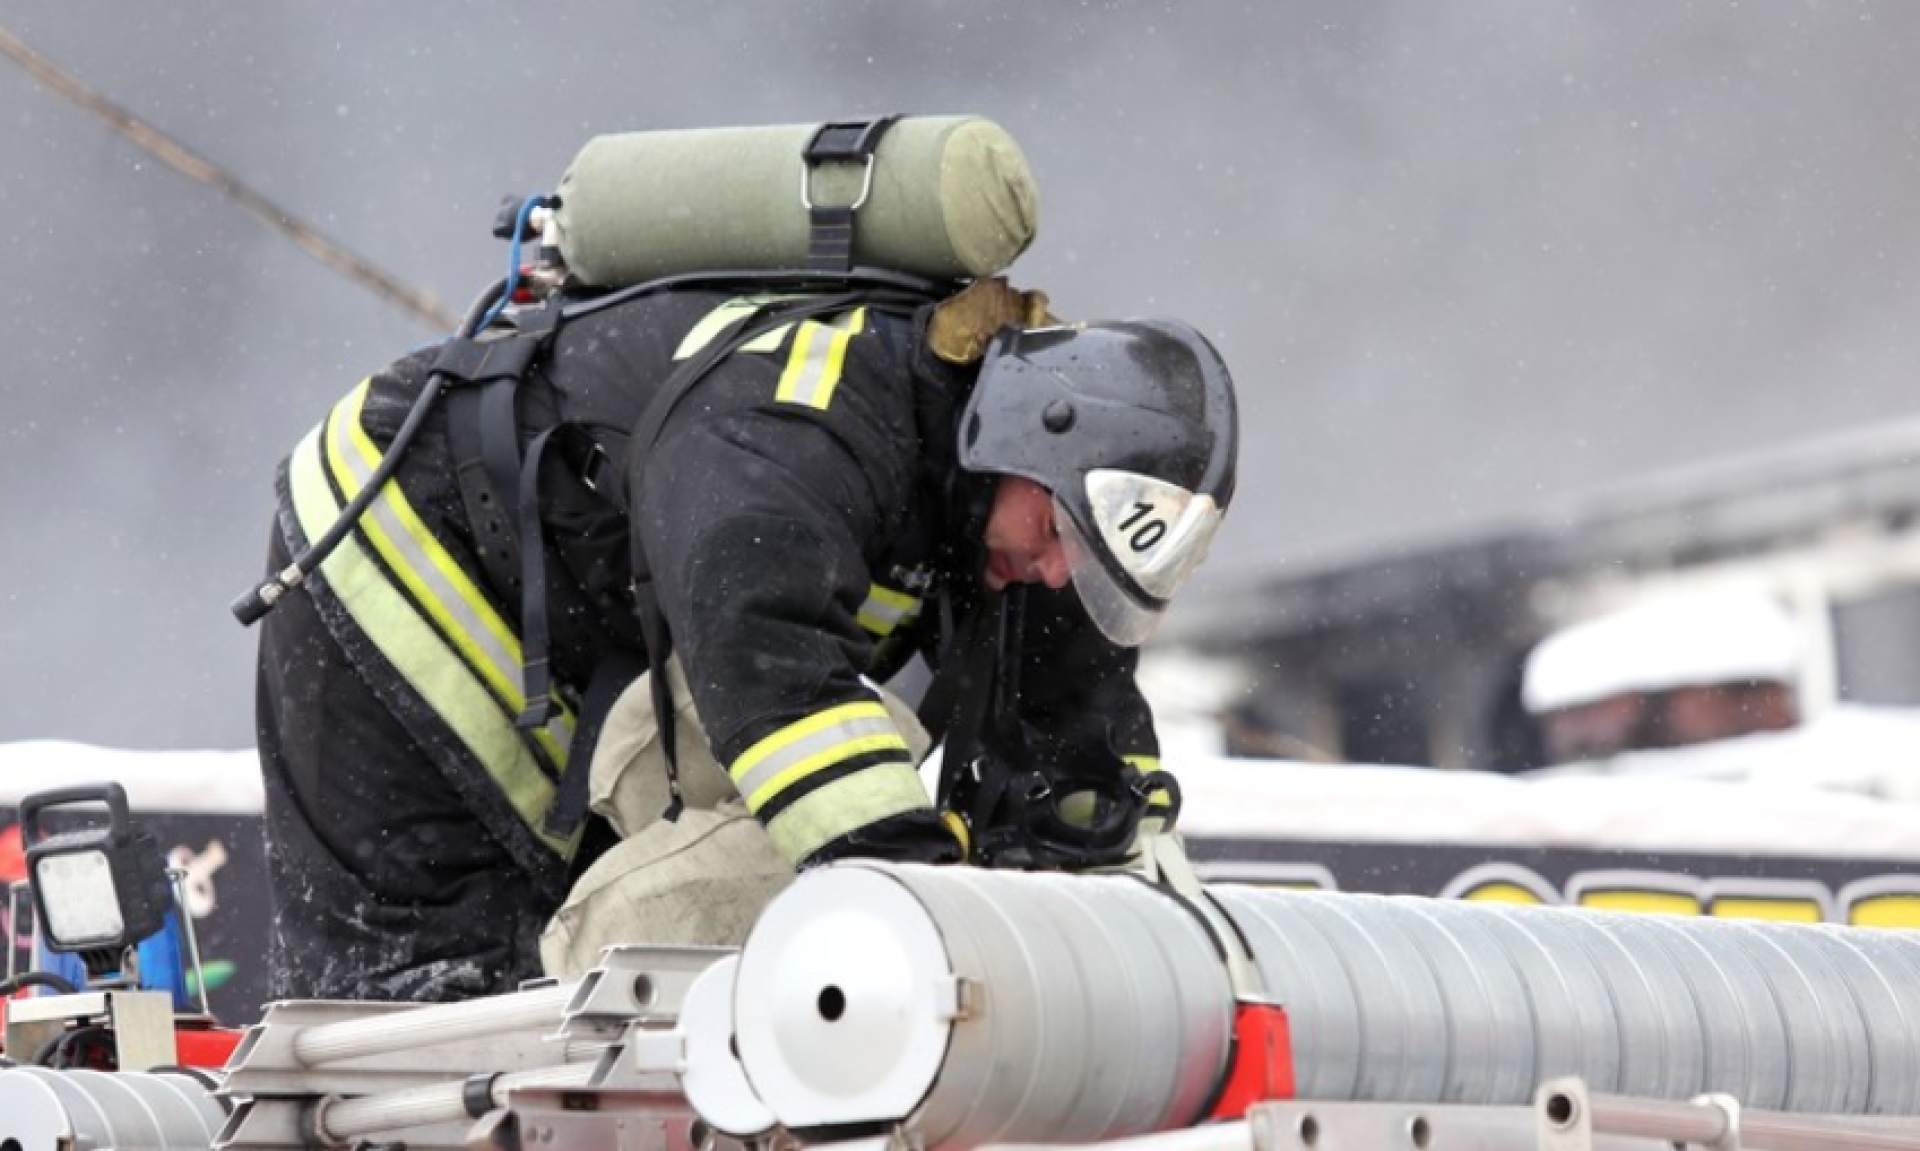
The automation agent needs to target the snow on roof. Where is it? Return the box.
[8,736,1920,863]
[0,740,263,814]
[1521,587,1800,713]
[1525,704,1920,798]
[1171,749,1920,860]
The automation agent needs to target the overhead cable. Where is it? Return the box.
[0,22,458,331]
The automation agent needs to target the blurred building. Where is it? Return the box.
[1165,416,1920,770]
[1520,587,1801,764]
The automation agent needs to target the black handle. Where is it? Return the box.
[18,782,132,845]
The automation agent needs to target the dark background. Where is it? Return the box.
[6,2,1919,749]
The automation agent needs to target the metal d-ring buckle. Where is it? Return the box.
[799,116,899,211]
[579,441,611,493]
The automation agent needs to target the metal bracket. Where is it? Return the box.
[799,117,899,212]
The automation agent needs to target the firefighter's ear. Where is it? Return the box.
[928,277,1060,364]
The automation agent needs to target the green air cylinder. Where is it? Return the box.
[547,115,1039,287]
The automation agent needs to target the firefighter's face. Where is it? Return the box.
[983,476,1072,592]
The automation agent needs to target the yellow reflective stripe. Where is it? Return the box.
[287,413,572,857]
[674,295,799,360]
[763,762,933,865]
[855,583,921,637]
[324,383,575,766]
[940,810,972,861]
[1124,756,1174,813]
[775,308,866,410]
[730,700,907,810]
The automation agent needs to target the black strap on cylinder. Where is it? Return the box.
[800,116,900,272]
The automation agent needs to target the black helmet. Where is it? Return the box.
[957,318,1239,646]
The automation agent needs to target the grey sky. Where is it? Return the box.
[3,2,1916,747]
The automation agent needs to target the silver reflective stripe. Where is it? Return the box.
[775,308,867,410]
[325,384,539,723]
[730,700,907,811]
[856,584,921,637]
[287,380,574,856]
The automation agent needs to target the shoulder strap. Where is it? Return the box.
[446,379,527,610]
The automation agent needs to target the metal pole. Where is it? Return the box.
[1553,1084,1920,1151]
[982,1121,1255,1151]
[310,1061,597,1142]
[292,982,576,1067]
[166,866,213,1018]
[6,880,25,981]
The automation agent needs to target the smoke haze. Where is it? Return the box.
[4,2,1918,747]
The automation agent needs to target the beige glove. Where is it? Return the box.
[927,276,1059,364]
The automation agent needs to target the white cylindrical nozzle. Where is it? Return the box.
[731,863,1235,1147]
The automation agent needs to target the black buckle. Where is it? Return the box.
[800,115,901,213]
[579,442,611,493]
[431,333,543,387]
[802,116,900,165]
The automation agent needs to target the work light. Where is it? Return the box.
[20,783,172,974]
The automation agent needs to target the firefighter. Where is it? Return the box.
[252,279,1239,1002]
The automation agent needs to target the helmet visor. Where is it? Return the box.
[1053,469,1225,647]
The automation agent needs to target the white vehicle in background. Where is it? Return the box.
[1166,416,1920,777]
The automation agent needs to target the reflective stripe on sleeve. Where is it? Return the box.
[775,308,867,410]
[727,699,930,864]
[764,767,933,866]
[324,383,575,765]
[730,700,904,808]
[674,295,800,360]
[855,583,922,638]
[288,380,576,857]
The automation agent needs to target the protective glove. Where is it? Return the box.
[926,276,1058,364]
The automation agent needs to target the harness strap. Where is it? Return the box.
[430,329,547,386]
[635,580,684,822]
[447,381,524,608]
[445,304,565,611]
[514,425,563,729]
[543,647,646,839]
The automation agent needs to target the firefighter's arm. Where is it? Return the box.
[1013,584,1165,775]
[1014,583,1183,852]
[632,408,959,868]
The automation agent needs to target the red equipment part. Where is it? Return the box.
[174,1023,244,1069]
[1208,1001,1295,1121]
